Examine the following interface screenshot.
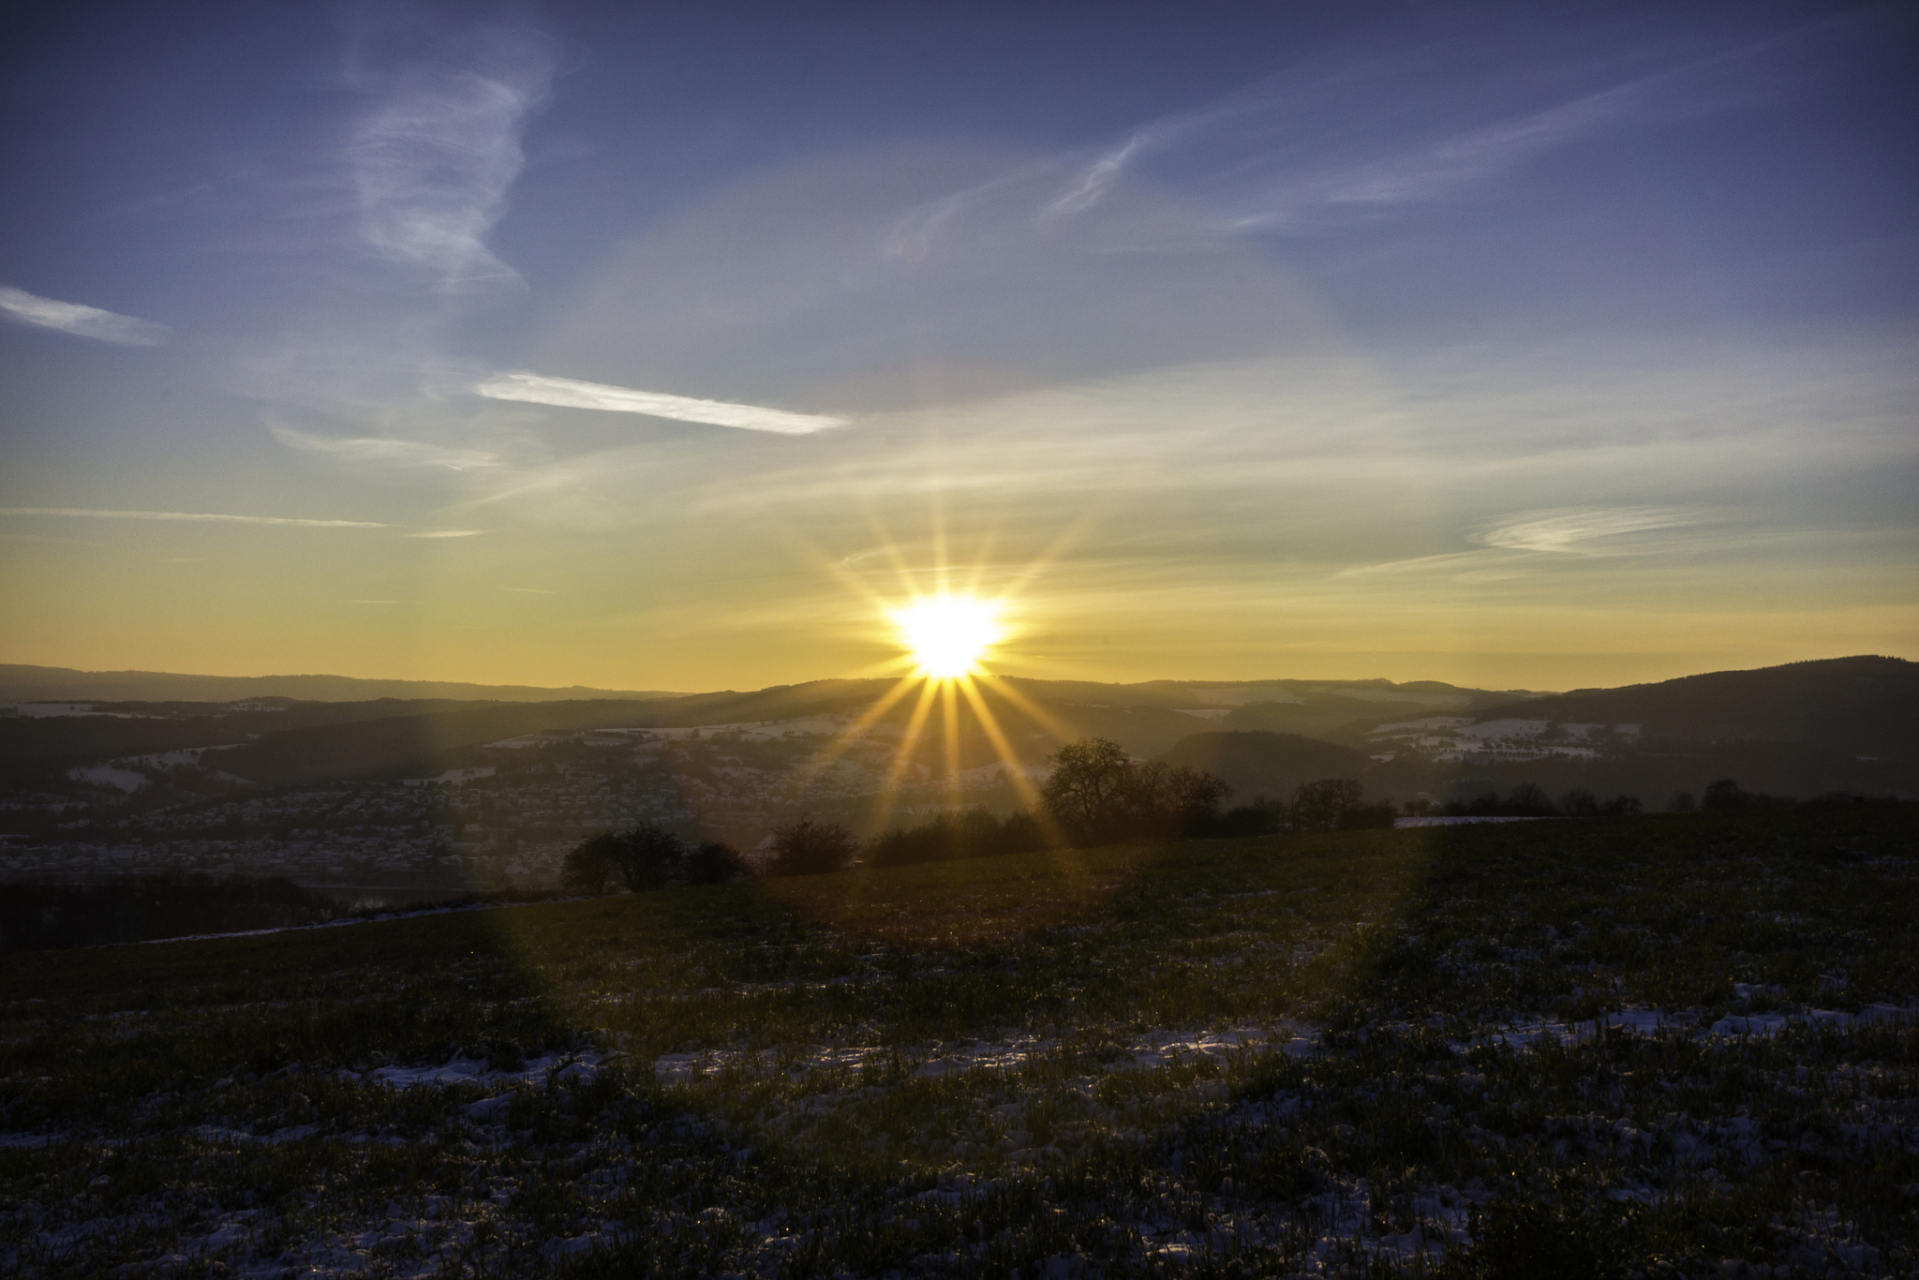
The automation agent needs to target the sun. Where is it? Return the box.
[892,595,1002,679]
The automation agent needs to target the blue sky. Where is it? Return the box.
[1,1,1913,690]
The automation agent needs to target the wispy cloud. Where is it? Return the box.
[269,422,504,471]
[1472,507,1699,553]
[1042,133,1152,219]
[405,529,485,538]
[0,285,170,345]
[475,372,849,435]
[348,25,557,288]
[1015,16,1800,241]
[0,507,387,528]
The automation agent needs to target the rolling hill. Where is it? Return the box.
[1466,655,1917,760]
[0,664,686,704]
[1154,731,1376,803]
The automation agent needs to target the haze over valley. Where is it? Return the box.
[4,654,1909,898]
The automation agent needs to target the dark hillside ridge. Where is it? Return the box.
[1154,732,1375,802]
[0,664,686,704]
[0,699,534,772]
[216,700,700,788]
[1470,655,1918,760]
[1220,695,1446,743]
[1003,676,1538,712]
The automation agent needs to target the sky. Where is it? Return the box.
[1,0,1914,694]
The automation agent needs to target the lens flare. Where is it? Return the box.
[892,595,1001,678]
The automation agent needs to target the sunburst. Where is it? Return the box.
[891,594,1001,679]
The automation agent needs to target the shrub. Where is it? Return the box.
[561,835,620,895]
[683,841,750,885]
[867,808,1055,867]
[1702,778,1793,811]
[563,825,742,892]
[608,823,684,891]
[1335,802,1398,830]
[1203,804,1282,837]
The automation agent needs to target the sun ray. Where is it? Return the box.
[941,677,964,810]
[784,672,923,796]
[870,675,943,835]
[953,674,1064,843]
[970,671,1076,745]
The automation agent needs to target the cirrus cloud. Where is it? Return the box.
[1472,507,1700,553]
[474,371,849,435]
[0,285,170,345]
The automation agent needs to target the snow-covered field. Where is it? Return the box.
[2,806,1913,1277]
[1367,716,1643,763]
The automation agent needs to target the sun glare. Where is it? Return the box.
[893,595,1001,678]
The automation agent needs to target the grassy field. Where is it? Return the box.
[2,805,1915,1277]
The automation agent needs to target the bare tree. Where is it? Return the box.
[767,817,857,876]
[1042,737,1136,845]
[1290,779,1364,831]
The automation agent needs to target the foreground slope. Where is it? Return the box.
[2,806,1914,1277]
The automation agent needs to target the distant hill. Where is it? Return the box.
[1155,732,1375,803]
[1469,656,1918,760]
[7,657,1912,798]
[1001,675,1537,714]
[0,664,686,704]
[1221,695,1451,743]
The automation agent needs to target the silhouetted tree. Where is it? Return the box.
[767,817,857,876]
[1042,737,1135,844]
[1138,762,1233,833]
[1290,779,1364,832]
[1505,784,1556,816]
[1560,788,1601,817]
[1042,738,1232,844]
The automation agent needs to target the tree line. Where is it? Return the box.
[562,735,1417,892]
[542,742,1877,896]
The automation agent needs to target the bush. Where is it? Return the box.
[1335,802,1398,830]
[1442,786,1640,819]
[609,823,683,891]
[683,841,750,885]
[867,808,1054,867]
[1701,777,1793,811]
[561,836,620,895]
[766,817,857,876]
[1202,804,1282,837]
[563,825,746,892]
